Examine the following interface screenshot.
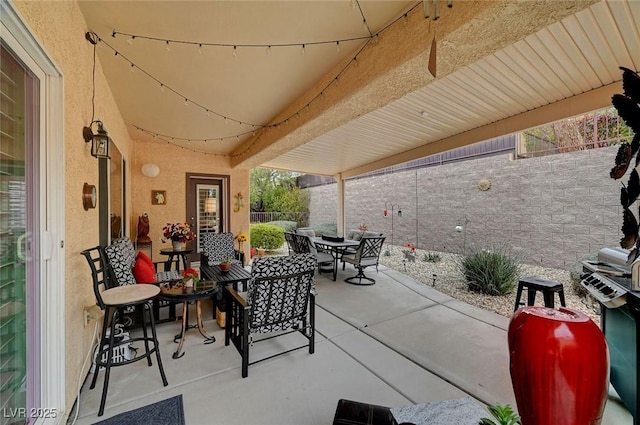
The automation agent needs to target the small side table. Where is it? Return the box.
[159,248,194,272]
[159,280,219,359]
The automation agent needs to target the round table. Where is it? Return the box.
[159,248,194,272]
[159,280,219,359]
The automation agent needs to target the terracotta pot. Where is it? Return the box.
[220,262,232,271]
[508,306,609,425]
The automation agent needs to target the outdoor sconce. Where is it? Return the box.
[141,163,160,178]
[83,120,111,159]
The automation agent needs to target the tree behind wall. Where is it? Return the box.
[250,168,309,225]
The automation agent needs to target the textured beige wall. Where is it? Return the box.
[13,0,134,416]
[132,140,250,259]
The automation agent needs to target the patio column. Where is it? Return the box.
[336,173,345,237]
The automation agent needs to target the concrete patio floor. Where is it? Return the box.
[69,264,632,425]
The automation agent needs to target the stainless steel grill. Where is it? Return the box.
[581,247,640,424]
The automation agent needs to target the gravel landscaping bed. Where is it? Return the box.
[378,245,601,325]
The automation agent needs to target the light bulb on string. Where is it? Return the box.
[336,41,341,53]
[206,109,211,117]
[224,117,228,125]
[266,45,272,55]
[184,98,189,107]
[236,135,240,142]
[352,57,358,67]
[165,40,170,52]
[362,19,368,32]
[233,46,237,57]
[160,83,165,92]
[127,36,135,45]
[300,44,306,56]
[130,63,135,72]
[350,0,356,9]
[198,43,203,54]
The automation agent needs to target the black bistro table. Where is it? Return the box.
[159,248,194,272]
[200,263,252,292]
[312,237,360,281]
[159,280,219,359]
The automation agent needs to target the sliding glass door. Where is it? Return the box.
[0,41,39,425]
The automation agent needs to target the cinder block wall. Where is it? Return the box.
[306,145,622,269]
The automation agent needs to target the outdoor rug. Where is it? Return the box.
[93,395,185,425]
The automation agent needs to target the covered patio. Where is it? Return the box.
[71,264,631,424]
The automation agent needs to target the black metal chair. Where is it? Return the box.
[342,236,386,285]
[285,231,334,275]
[81,246,168,416]
[225,253,317,378]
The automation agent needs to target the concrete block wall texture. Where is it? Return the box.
[306,145,622,270]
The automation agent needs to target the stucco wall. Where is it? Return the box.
[307,146,621,270]
[132,140,250,260]
[12,1,250,418]
[13,0,135,415]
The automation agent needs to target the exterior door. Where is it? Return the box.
[185,173,229,264]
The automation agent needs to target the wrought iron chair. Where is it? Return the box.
[81,246,168,416]
[201,232,241,265]
[285,231,334,275]
[105,238,180,324]
[342,236,386,285]
[225,253,317,378]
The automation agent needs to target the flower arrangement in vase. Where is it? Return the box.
[220,257,234,272]
[162,222,196,251]
[182,268,199,288]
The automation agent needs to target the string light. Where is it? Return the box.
[127,36,135,45]
[98,0,446,148]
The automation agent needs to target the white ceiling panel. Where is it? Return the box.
[263,0,639,176]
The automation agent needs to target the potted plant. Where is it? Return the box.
[182,267,199,288]
[220,257,233,272]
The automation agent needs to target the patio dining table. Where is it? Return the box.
[311,237,360,281]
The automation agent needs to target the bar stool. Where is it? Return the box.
[514,276,566,312]
[82,247,168,416]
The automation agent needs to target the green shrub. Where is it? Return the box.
[268,220,298,232]
[455,245,522,295]
[422,252,441,263]
[383,249,391,257]
[250,223,285,250]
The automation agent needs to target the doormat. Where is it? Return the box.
[93,395,185,425]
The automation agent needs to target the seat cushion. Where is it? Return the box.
[133,252,157,283]
[296,228,316,238]
[105,238,137,285]
[347,229,364,241]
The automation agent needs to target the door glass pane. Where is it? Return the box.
[197,184,219,252]
[0,43,39,424]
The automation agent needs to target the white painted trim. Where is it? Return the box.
[1,1,66,423]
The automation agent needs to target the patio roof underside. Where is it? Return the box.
[80,1,639,178]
